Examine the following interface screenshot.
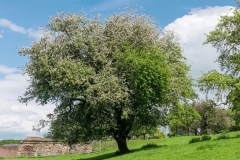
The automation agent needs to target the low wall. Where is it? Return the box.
[0,145,19,158]
[17,137,92,157]
[0,137,92,158]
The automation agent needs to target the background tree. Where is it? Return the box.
[193,100,215,134]
[198,7,240,128]
[43,132,53,139]
[158,31,197,106]
[19,9,194,154]
[207,107,231,133]
[194,100,232,134]
[130,126,158,140]
[227,108,239,131]
[168,103,201,136]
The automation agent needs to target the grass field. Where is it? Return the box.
[4,131,240,160]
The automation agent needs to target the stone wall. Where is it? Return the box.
[0,137,92,158]
[0,145,19,158]
[17,137,92,157]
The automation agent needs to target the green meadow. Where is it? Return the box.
[4,131,240,160]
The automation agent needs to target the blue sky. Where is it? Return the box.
[0,0,236,69]
[0,0,237,139]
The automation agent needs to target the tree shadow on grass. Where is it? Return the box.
[73,145,167,160]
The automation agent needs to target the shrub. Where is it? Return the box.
[189,137,201,144]
[217,133,229,140]
[158,132,166,138]
[220,129,229,134]
[149,131,166,139]
[141,142,158,149]
[167,132,175,138]
[235,134,240,138]
[202,129,209,135]
[230,126,240,131]
[201,135,211,141]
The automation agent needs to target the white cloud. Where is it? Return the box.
[0,64,19,74]
[0,65,55,139]
[0,34,2,38]
[164,6,234,99]
[0,19,25,33]
[164,6,234,79]
[0,18,41,39]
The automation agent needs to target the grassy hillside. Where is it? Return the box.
[6,131,240,160]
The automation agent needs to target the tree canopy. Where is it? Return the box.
[198,7,240,126]
[168,103,201,136]
[19,9,194,154]
[193,100,232,134]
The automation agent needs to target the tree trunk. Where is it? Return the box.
[201,121,208,135]
[114,132,130,154]
[186,128,190,136]
[194,129,198,136]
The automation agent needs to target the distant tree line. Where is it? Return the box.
[0,139,21,145]
[167,100,236,136]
